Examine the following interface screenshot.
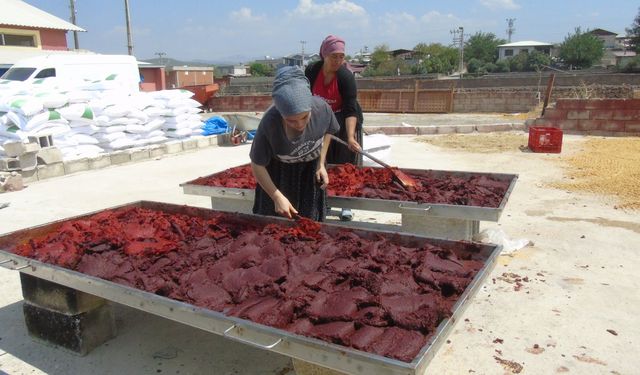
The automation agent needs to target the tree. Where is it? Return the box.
[525,50,552,71]
[558,27,604,69]
[249,63,274,77]
[369,44,391,70]
[413,43,458,74]
[626,7,640,53]
[464,32,507,64]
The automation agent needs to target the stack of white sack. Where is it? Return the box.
[0,78,204,160]
[147,89,204,138]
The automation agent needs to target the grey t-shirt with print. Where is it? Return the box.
[250,96,340,166]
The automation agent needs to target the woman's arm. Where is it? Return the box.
[251,162,298,218]
[315,133,333,189]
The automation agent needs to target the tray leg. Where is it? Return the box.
[210,197,253,214]
[401,214,479,241]
[291,358,348,375]
[20,273,116,356]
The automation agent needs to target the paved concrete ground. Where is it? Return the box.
[1,129,639,374]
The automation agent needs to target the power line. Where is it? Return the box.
[68,0,79,49]
[300,40,306,67]
[451,26,464,77]
[506,18,516,43]
[155,52,166,66]
[124,0,133,55]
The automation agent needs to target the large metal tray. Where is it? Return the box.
[0,201,501,375]
[181,166,518,222]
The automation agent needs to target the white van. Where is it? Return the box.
[0,54,140,93]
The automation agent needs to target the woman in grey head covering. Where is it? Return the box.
[249,66,340,221]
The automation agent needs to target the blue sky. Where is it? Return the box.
[26,0,638,63]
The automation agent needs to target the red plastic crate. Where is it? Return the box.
[528,126,563,153]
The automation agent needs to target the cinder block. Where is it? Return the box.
[18,151,38,171]
[20,274,106,314]
[577,120,601,131]
[164,141,183,154]
[64,158,89,174]
[20,167,38,183]
[0,157,20,171]
[512,123,526,131]
[23,301,116,356]
[436,125,457,134]
[195,136,210,148]
[130,148,150,162]
[455,125,475,134]
[28,135,54,148]
[567,110,590,120]
[590,110,614,120]
[416,126,438,135]
[598,121,626,132]
[206,135,220,146]
[110,151,131,165]
[477,124,513,133]
[3,141,40,157]
[37,163,65,180]
[88,155,111,169]
[149,145,166,158]
[625,122,640,133]
[182,138,197,151]
[36,147,63,165]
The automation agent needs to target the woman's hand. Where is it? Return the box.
[273,191,298,219]
[347,136,362,152]
[316,165,329,189]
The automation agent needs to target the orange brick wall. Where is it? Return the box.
[533,99,640,135]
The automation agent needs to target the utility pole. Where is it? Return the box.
[69,0,79,49]
[155,52,166,66]
[506,18,516,43]
[451,26,464,78]
[124,0,134,55]
[300,40,306,67]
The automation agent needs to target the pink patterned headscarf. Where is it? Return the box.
[319,35,345,59]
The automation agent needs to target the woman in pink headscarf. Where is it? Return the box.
[305,35,363,221]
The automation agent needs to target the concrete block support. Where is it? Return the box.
[110,151,131,165]
[20,273,106,314]
[3,141,41,157]
[88,155,111,169]
[37,163,65,180]
[182,139,197,151]
[130,148,150,162]
[64,158,90,174]
[36,147,63,165]
[164,141,183,154]
[20,274,116,356]
[23,301,116,356]
[148,145,165,158]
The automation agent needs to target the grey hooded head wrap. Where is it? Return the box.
[272,66,312,117]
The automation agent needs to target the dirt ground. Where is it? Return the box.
[0,126,638,375]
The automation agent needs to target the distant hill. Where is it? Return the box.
[142,55,258,67]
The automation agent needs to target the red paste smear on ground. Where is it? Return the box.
[191,164,509,208]
[13,207,486,362]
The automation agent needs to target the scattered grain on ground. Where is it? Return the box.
[549,137,640,210]
[416,132,528,153]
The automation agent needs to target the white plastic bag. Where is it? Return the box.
[474,228,531,255]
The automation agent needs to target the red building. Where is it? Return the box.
[1,0,86,72]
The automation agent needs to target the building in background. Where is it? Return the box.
[497,41,553,61]
[165,66,215,88]
[589,28,637,67]
[215,64,249,77]
[0,0,87,74]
